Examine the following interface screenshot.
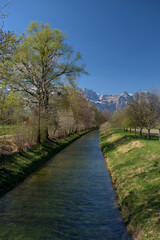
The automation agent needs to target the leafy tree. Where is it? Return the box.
[59,85,100,131]
[13,21,86,142]
[125,101,139,135]
[60,85,86,132]
[111,109,126,129]
[0,29,17,78]
[92,105,105,127]
[0,25,18,126]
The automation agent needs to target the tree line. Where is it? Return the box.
[111,91,160,139]
[0,3,104,153]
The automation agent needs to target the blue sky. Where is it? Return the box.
[3,0,160,94]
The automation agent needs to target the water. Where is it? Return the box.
[0,131,130,240]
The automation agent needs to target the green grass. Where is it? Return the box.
[0,129,92,198]
[0,125,16,135]
[100,128,160,240]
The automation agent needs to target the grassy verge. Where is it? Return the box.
[0,129,92,198]
[100,128,160,240]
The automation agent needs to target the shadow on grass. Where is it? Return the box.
[0,142,64,197]
[0,129,93,198]
[101,129,159,154]
[122,184,160,226]
[46,138,62,146]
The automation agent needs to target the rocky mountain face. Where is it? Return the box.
[81,88,134,112]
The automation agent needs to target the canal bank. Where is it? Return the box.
[0,129,92,198]
[100,128,160,240]
[0,131,130,240]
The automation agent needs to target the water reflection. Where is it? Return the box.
[0,131,130,240]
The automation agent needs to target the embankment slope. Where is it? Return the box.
[100,128,160,240]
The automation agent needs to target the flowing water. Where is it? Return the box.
[0,131,130,240]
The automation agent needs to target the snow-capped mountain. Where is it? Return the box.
[81,88,134,112]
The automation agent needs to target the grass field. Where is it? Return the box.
[0,129,92,198]
[100,126,160,240]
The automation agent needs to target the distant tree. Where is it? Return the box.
[111,109,126,129]
[126,92,146,137]
[155,118,160,141]
[60,85,88,131]
[126,91,160,138]
[121,114,132,132]
[143,92,160,139]
[59,85,101,131]
[92,106,105,127]
[101,110,112,122]
[123,110,137,135]
[126,100,139,135]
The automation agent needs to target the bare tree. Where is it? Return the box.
[126,91,160,139]
[143,92,159,139]
[0,0,10,27]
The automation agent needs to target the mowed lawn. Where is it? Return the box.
[100,128,160,240]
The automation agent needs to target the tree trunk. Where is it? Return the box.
[53,128,57,137]
[65,130,67,137]
[45,126,49,139]
[37,103,41,144]
[31,126,34,143]
[159,129,160,141]
[134,128,136,136]
[147,129,150,139]
[44,92,49,140]
[140,128,142,137]
[130,128,131,133]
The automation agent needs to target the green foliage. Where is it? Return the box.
[59,85,102,129]
[0,124,15,135]
[12,21,87,141]
[14,21,86,98]
[0,20,98,150]
[0,27,20,125]
[111,109,126,128]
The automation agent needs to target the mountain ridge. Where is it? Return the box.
[80,88,135,112]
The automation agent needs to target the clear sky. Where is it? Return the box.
[3,0,160,94]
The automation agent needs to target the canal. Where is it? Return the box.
[0,131,130,240]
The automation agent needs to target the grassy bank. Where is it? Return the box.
[0,129,92,198]
[100,127,160,240]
